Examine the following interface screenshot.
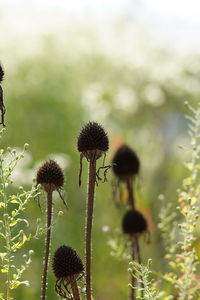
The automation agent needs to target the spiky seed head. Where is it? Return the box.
[122,209,147,235]
[77,121,109,161]
[0,64,4,83]
[36,160,64,192]
[52,245,84,280]
[112,145,140,180]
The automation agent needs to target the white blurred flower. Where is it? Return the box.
[102,225,110,232]
[114,87,138,112]
[143,84,165,106]
[82,83,111,121]
[10,152,71,186]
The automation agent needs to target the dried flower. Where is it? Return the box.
[77,121,109,300]
[112,145,140,180]
[36,160,65,300]
[36,160,64,192]
[53,245,84,280]
[122,209,147,235]
[53,245,84,300]
[77,121,109,161]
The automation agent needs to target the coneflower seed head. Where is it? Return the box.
[36,160,64,192]
[77,122,109,160]
[52,245,84,279]
[112,145,140,180]
[122,209,147,235]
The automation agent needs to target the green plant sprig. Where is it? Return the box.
[0,136,39,300]
[128,259,161,300]
[158,103,200,299]
[173,104,200,299]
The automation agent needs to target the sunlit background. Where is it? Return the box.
[1,0,200,299]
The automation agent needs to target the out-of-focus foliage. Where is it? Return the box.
[123,104,200,299]
[129,259,161,299]
[158,104,200,299]
[0,19,200,299]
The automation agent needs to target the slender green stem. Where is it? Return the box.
[41,189,53,300]
[85,160,96,300]
[0,156,11,300]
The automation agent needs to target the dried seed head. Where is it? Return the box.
[52,245,84,280]
[36,160,64,192]
[0,64,4,83]
[112,145,140,180]
[122,209,147,235]
[77,121,109,161]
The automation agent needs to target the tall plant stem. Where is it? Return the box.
[126,177,135,209]
[134,237,141,264]
[0,158,11,300]
[85,160,96,300]
[126,177,144,299]
[126,177,136,300]
[130,238,136,300]
[71,282,81,300]
[41,189,53,300]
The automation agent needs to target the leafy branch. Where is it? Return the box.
[0,130,40,300]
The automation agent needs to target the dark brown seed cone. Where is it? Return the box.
[36,160,64,192]
[77,122,109,160]
[112,145,140,180]
[0,64,4,83]
[122,209,147,235]
[52,245,84,279]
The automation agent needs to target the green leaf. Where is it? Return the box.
[10,280,29,289]
[0,293,4,299]
[1,267,9,273]
[10,199,19,204]
[11,233,31,250]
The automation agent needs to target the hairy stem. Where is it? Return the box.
[41,189,53,300]
[71,282,81,300]
[85,160,96,300]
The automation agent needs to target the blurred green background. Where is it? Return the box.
[1,0,200,299]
